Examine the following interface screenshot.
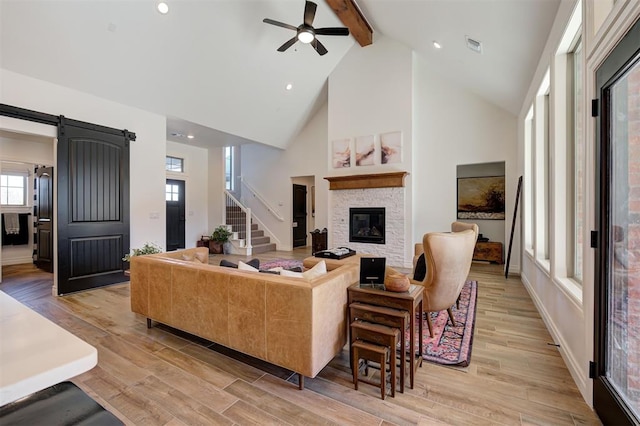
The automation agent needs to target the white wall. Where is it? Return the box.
[328,35,414,266]
[412,55,518,269]
[0,69,168,253]
[166,141,209,248]
[240,103,329,251]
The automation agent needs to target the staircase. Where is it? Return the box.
[225,205,276,255]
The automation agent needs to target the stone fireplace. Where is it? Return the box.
[326,172,408,266]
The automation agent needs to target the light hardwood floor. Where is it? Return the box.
[0,249,601,425]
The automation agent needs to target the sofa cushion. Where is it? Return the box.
[281,260,327,281]
[238,260,259,272]
[220,258,260,269]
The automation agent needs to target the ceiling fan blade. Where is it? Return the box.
[311,38,328,56]
[304,1,317,27]
[277,36,299,52]
[315,27,350,36]
[263,18,297,31]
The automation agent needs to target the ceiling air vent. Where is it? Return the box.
[465,36,482,54]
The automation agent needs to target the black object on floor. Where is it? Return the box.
[0,381,123,425]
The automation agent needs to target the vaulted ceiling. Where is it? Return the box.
[0,0,560,150]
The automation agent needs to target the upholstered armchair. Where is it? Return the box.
[410,229,476,337]
[413,221,479,270]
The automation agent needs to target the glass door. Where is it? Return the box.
[594,18,640,425]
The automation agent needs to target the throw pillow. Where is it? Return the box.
[246,258,260,269]
[220,259,238,268]
[413,253,426,281]
[195,252,208,263]
[303,259,327,281]
[181,254,195,262]
[238,260,259,272]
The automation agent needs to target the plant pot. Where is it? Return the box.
[209,240,223,254]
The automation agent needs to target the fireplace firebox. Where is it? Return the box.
[349,207,385,244]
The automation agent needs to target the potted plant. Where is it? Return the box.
[210,225,232,254]
[122,242,163,262]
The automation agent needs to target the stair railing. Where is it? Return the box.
[224,190,252,253]
[239,176,285,222]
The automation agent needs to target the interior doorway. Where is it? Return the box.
[292,176,315,249]
[0,125,56,284]
[166,179,186,251]
[292,183,307,248]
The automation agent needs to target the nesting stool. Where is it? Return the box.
[350,319,400,398]
[351,340,390,399]
[349,302,411,392]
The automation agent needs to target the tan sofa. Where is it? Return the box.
[130,247,359,389]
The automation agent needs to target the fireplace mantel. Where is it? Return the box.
[324,172,408,190]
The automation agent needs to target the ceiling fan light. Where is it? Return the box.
[297,30,314,44]
[157,2,169,14]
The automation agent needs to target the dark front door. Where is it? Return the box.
[292,184,307,248]
[35,166,53,273]
[166,179,185,251]
[594,17,640,425]
[57,123,130,295]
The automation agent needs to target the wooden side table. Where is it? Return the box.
[347,283,423,389]
[473,241,503,264]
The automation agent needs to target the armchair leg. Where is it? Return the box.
[298,374,304,390]
[447,308,456,327]
[426,313,434,338]
[147,318,152,329]
[456,294,460,310]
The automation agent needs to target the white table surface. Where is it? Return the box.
[0,290,97,406]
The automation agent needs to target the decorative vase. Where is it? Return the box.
[384,273,410,292]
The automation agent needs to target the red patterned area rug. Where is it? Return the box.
[259,259,303,270]
[408,280,478,367]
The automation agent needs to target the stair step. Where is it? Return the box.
[251,236,270,245]
[251,243,277,255]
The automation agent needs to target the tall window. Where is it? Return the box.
[0,174,27,206]
[534,80,550,263]
[166,156,184,173]
[225,146,234,191]
[524,110,534,252]
[571,37,584,282]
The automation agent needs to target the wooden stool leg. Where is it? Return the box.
[352,348,359,390]
[380,352,386,400]
[390,340,396,398]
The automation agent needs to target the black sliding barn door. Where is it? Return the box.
[57,123,130,295]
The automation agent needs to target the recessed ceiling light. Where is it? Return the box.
[187,135,194,139]
[433,41,442,49]
[157,2,169,14]
[285,83,293,91]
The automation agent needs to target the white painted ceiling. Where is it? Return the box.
[0,0,560,149]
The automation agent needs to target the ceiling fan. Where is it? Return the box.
[263,0,350,56]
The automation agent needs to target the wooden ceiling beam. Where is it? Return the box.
[325,0,373,47]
